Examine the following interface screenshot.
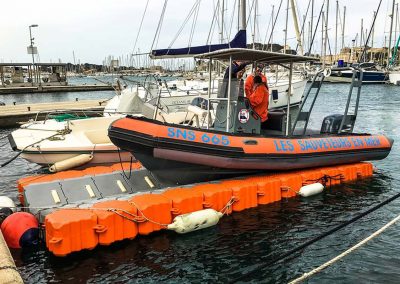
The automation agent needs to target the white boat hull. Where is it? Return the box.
[389,72,400,85]
[20,149,133,166]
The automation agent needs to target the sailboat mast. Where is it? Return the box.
[252,0,257,49]
[284,0,289,53]
[310,0,314,50]
[290,0,304,55]
[271,5,275,51]
[395,4,399,52]
[239,0,246,31]
[372,11,376,48]
[220,0,224,44]
[388,0,395,66]
[360,19,363,47]
[335,0,338,58]
[342,6,346,50]
[321,12,325,68]
[323,0,329,68]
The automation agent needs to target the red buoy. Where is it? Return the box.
[1,212,39,249]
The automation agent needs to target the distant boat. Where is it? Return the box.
[325,62,388,84]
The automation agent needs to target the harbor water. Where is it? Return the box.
[0,81,399,283]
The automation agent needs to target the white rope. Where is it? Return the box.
[289,213,400,284]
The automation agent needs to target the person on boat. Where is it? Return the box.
[245,64,268,97]
[224,61,250,79]
[248,75,269,123]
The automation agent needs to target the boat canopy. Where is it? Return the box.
[150,30,246,59]
[195,48,317,64]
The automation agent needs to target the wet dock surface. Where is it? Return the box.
[0,84,114,95]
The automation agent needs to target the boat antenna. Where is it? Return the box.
[357,0,382,63]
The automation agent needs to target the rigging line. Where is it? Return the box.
[246,0,255,29]
[150,0,168,52]
[132,0,150,54]
[154,0,168,50]
[307,0,325,55]
[220,0,231,43]
[206,0,220,44]
[188,0,201,48]
[262,7,272,47]
[358,0,383,63]
[227,0,238,40]
[265,0,284,48]
[168,0,200,48]
[214,0,222,40]
[255,0,261,45]
[230,189,400,283]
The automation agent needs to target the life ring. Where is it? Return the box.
[323,68,332,77]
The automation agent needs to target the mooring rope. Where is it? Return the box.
[230,190,400,283]
[289,213,400,284]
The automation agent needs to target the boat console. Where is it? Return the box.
[210,79,289,136]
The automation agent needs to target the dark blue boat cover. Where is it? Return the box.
[151,30,247,58]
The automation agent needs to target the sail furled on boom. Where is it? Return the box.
[150,30,247,59]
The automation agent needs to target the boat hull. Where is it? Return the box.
[325,70,388,84]
[19,149,133,166]
[389,71,400,85]
[109,117,393,185]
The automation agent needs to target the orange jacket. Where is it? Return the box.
[248,83,269,122]
[244,74,267,97]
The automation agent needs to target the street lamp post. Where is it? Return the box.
[28,24,38,84]
[29,24,38,64]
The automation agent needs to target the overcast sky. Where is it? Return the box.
[0,0,396,64]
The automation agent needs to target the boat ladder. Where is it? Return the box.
[291,70,325,136]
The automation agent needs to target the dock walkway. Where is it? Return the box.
[0,84,114,95]
[0,230,23,283]
[0,100,106,128]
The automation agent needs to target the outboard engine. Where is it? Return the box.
[320,114,344,134]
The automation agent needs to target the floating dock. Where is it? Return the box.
[17,162,374,257]
[0,84,114,95]
[0,100,106,127]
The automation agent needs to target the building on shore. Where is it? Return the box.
[0,63,67,87]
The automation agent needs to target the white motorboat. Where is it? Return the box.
[8,90,199,170]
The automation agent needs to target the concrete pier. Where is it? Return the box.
[0,84,114,95]
[0,231,23,284]
[0,100,106,128]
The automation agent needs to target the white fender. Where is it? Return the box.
[49,154,93,173]
[298,183,324,197]
[0,196,16,212]
[167,209,223,234]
